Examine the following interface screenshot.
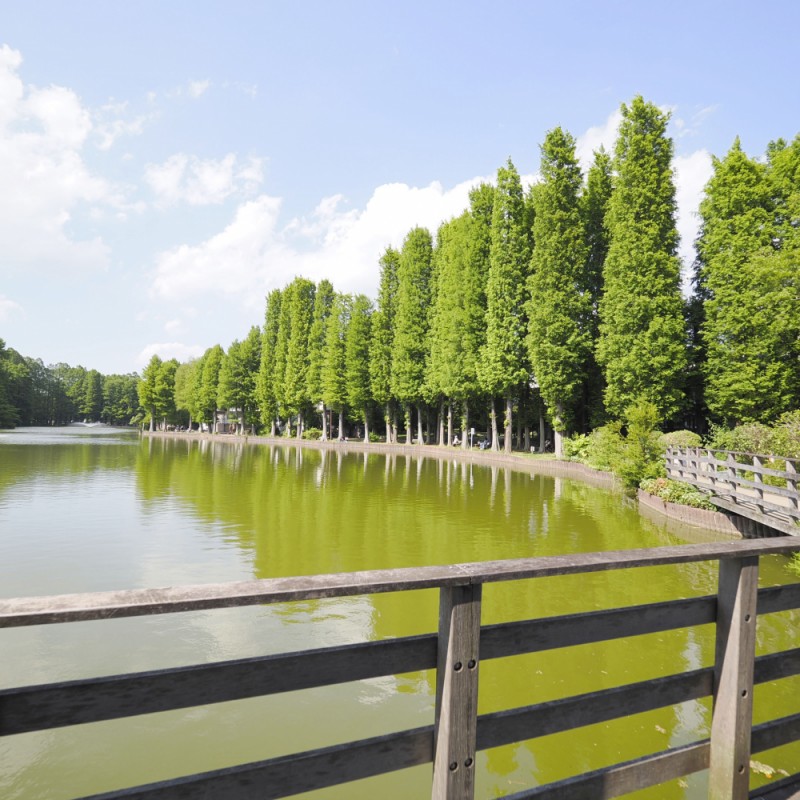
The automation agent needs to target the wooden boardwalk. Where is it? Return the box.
[2,539,800,798]
[666,447,800,536]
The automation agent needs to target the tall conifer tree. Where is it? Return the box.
[346,294,373,441]
[596,97,687,421]
[369,248,400,441]
[307,279,335,439]
[256,289,282,435]
[527,127,590,456]
[478,159,530,452]
[283,278,315,438]
[391,227,434,444]
[322,293,351,440]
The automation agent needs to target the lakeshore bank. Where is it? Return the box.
[142,430,760,538]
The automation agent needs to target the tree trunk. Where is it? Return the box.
[270,419,276,437]
[321,404,328,441]
[437,401,445,446]
[462,401,470,450]
[504,395,513,454]
[149,410,155,432]
[554,401,564,457]
[404,405,411,444]
[539,411,546,453]
[363,412,369,443]
[447,401,453,446]
[417,404,425,445]
[524,425,530,452]
[338,409,345,441]
[490,397,499,452]
[296,410,304,439]
[516,406,522,451]
[384,402,391,443]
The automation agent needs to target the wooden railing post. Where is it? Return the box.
[709,556,759,799]
[432,583,482,800]
[752,456,764,514]
[787,460,798,516]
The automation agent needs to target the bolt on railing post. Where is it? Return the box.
[709,556,759,800]
[432,583,482,800]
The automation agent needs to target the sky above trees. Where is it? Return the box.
[1,1,798,375]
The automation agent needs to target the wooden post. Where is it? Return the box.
[709,556,759,800]
[787,460,798,516]
[433,583,482,800]
[753,456,764,514]
[727,453,738,501]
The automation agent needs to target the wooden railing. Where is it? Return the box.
[666,447,800,536]
[2,539,800,799]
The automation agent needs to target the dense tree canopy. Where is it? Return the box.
[2,98,797,447]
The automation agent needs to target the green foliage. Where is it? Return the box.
[597,97,687,422]
[478,159,530,398]
[575,401,665,487]
[369,248,400,410]
[322,293,350,413]
[307,280,335,406]
[256,289,283,429]
[346,294,373,426]
[282,278,316,418]
[790,552,800,578]
[391,227,434,406]
[660,430,702,449]
[708,411,800,459]
[640,477,715,510]
[562,433,591,462]
[301,427,322,440]
[527,127,591,435]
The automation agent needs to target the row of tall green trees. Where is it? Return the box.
[4,96,798,446]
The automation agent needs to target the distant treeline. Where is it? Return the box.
[3,97,799,450]
[0,346,139,428]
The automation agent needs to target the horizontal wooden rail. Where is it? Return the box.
[3,538,799,628]
[666,447,800,527]
[4,539,800,800]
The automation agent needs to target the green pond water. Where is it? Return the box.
[0,427,798,799]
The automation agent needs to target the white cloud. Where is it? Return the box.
[0,294,23,321]
[136,341,205,367]
[93,100,150,150]
[151,175,493,306]
[164,319,182,333]
[576,109,622,171]
[187,80,210,98]
[0,44,113,271]
[144,153,264,206]
[674,149,713,288]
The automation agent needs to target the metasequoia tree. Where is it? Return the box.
[596,97,687,422]
[478,159,530,452]
[256,289,283,436]
[345,294,373,441]
[527,127,590,456]
[391,227,434,444]
[369,248,400,442]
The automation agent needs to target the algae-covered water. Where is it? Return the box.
[1,428,798,798]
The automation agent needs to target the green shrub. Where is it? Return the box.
[583,422,624,472]
[563,433,591,462]
[790,552,800,578]
[368,431,383,443]
[640,477,715,510]
[660,430,702,449]
[301,427,322,440]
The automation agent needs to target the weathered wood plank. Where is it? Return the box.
[757,583,800,615]
[77,725,433,799]
[432,584,481,799]
[502,740,709,799]
[710,496,800,535]
[476,668,713,751]
[3,539,799,628]
[480,595,717,659]
[749,772,800,800]
[709,556,759,800]
[0,635,438,736]
[751,711,800,755]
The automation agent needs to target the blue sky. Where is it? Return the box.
[1,1,798,375]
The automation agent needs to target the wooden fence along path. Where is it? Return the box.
[2,539,800,799]
[666,447,800,537]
